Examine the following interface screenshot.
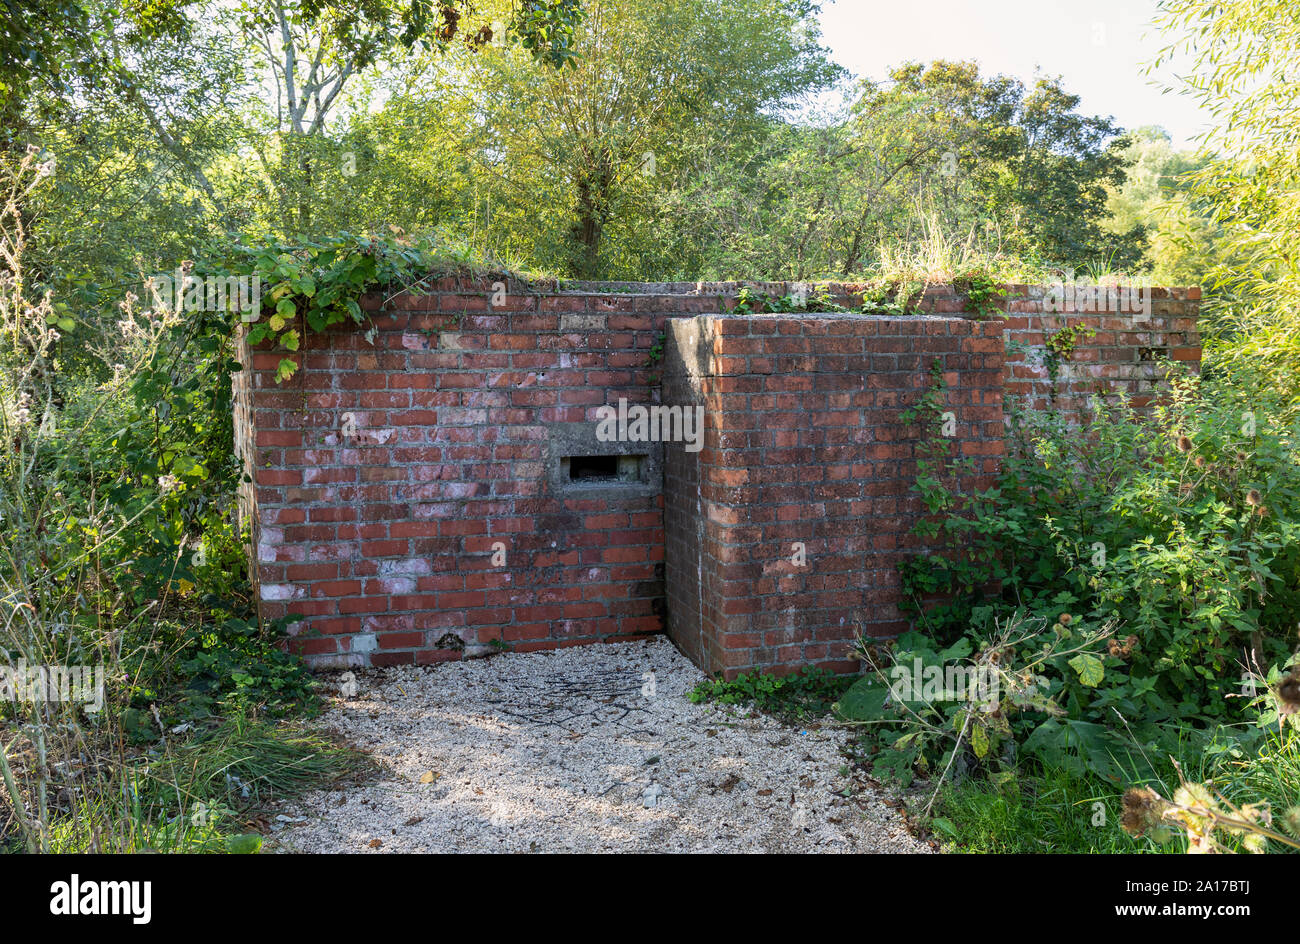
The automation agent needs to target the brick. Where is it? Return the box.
[240,281,1199,673]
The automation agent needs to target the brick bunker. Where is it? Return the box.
[235,278,1200,677]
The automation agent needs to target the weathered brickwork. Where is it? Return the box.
[662,313,1005,677]
[243,278,706,667]
[902,282,1203,415]
[237,277,1199,674]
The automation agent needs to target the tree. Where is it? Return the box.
[233,0,584,232]
[0,0,93,149]
[1001,75,1144,270]
[1153,0,1300,406]
[15,3,253,304]
[459,0,840,278]
[649,61,1140,280]
[1103,126,1220,285]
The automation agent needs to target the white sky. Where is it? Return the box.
[816,0,1212,149]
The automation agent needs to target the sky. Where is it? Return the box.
[816,0,1212,149]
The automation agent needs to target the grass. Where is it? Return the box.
[141,714,373,809]
[5,713,374,854]
[1210,726,1300,849]
[931,764,1164,853]
[928,724,1300,854]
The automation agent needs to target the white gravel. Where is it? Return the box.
[274,637,931,853]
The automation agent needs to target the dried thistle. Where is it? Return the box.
[1121,787,1167,837]
[1276,666,1300,717]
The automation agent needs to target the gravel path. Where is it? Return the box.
[274,637,930,853]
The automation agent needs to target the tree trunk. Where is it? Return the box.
[570,157,613,279]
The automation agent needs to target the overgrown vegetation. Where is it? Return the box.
[4,0,1300,856]
[229,228,526,381]
[834,350,1300,852]
[0,152,355,853]
[689,667,852,725]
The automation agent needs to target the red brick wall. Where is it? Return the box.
[902,282,1202,415]
[237,277,1199,673]
[245,277,719,667]
[997,285,1202,415]
[662,313,1005,678]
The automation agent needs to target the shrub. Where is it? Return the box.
[901,367,1300,736]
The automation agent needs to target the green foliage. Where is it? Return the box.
[689,667,852,724]
[836,617,1129,790]
[12,0,1300,858]
[860,363,1300,832]
[830,342,1300,854]
[230,229,501,381]
[952,268,1008,318]
[645,330,666,364]
[0,0,194,147]
[724,271,1009,318]
[461,0,842,278]
[1102,126,1219,286]
[930,760,1166,853]
[169,616,319,720]
[666,60,1143,281]
[1,155,327,854]
[1041,322,1096,390]
[1152,1,1300,411]
[1211,725,1300,853]
[273,0,585,70]
[902,370,1300,734]
[728,285,853,315]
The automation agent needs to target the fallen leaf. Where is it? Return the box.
[367,839,383,849]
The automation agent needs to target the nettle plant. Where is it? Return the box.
[728,285,855,314]
[898,363,1300,761]
[951,267,1009,319]
[836,613,1118,801]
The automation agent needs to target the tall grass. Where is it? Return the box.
[0,150,349,853]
